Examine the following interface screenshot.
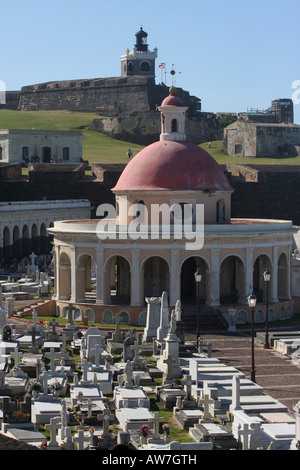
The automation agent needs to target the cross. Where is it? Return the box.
[79,358,92,383]
[66,303,76,325]
[40,369,50,395]
[198,394,214,422]
[45,416,61,447]
[98,408,112,438]
[163,355,177,384]
[32,309,38,328]
[237,423,255,450]
[12,347,22,369]
[182,375,193,401]
[49,347,57,372]
[91,343,102,368]
[49,319,58,335]
[130,340,140,362]
[148,412,164,440]
[73,429,90,451]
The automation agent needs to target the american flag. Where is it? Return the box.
[158,63,166,70]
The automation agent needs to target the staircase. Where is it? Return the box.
[181,305,228,333]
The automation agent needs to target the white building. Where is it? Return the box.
[0,129,82,164]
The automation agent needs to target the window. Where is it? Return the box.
[171,119,178,132]
[140,61,150,72]
[63,147,70,161]
[22,146,29,161]
[217,199,225,224]
[235,144,242,155]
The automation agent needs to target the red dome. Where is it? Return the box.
[161,93,185,107]
[113,140,233,192]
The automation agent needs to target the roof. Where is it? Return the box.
[113,140,233,192]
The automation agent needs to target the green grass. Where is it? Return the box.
[1,109,300,166]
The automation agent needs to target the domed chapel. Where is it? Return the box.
[50,88,294,328]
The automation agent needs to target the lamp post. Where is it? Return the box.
[194,268,202,344]
[247,292,257,383]
[263,268,271,349]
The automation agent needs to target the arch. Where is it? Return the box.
[142,255,169,299]
[31,223,38,253]
[13,225,21,258]
[140,61,150,72]
[268,307,276,322]
[102,309,114,324]
[118,310,130,325]
[171,119,178,133]
[22,224,30,256]
[3,226,11,261]
[180,256,209,305]
[74,307,82,321]
[220,255,245,304]
[255,309,265,323]
[59,252,71,300]
[253,254,272,302]
[84,308,95,323]
[216,199,225,224]
[236,309,248,324]
[278,252,289,299]
[279,306,286,320]
[104,255,131,305]
[76,253,96,303]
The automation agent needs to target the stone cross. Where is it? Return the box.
[157,291,169,341]
[91,343,102,368]
[182,374,192,401]
[130,340,141,364]
[79,358,92,384]
[149,412,164,440]
[73,429,90,451]
[237,423,255,450]
[198,394,214,422]
[66,303,76,326]
[32,310,38,328]
[40,369,50,395]
[98,408,112,439]
[163,355,177,384]
[49,348,57,372]
[45,416,61,448]
[12,348,22,369]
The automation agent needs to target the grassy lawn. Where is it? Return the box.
[2,109,300,167]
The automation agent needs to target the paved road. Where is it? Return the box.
[197,331,300,413]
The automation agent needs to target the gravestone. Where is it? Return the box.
[156,291,169,342]
[143,296,161,342]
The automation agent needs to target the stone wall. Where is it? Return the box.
[91,111,222,145]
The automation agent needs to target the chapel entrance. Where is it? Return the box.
[42,146,52,163]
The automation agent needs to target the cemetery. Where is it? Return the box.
[0,288,300,452]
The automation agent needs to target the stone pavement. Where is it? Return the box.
[196,331,300,413]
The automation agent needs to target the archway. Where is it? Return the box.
[143,256,169,299]
[40,223,49,253]
[253,254,272,302]
[180,256,208,305]
[105,255,131,305]
[3,226,11,261]
[13,225,21,258]
[220,255,245,304]
[22,225,30,257]
[31,224,38,253]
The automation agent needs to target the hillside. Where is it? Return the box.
[1,110,300,166]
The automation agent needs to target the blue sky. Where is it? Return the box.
[2,0,300,123]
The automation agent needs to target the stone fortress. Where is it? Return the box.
[1,27,222,145]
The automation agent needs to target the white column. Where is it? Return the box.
[96,248,104,304]
[287,245,292,299]
[210,248,220,306]
[70,246,77,303]
[54,245,60,300]
[170,249,180,307]
[245,247,254,297]
[130,249,141,306]
[271,246,278,302]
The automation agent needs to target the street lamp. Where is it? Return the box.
[263,268,271,349]
[247,292,257,383]
[194,268,202,343]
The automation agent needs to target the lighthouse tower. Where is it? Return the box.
[120,27,158,78]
